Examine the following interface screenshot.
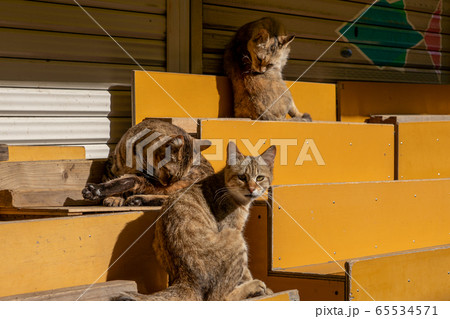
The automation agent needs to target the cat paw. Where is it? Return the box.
[301,113,312,122]
[124,196,144,206]
[245,280,270,299]
[110,292,138,301]
[82,184,104,200]
[103,196,125,207]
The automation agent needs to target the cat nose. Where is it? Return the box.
[260,66,266,73]
[248,186,255,193]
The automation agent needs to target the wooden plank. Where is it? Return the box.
[273,262,346,276]
[133,71,233,123]
[0,0,166,40]
[247,290,299,301]
[4,146,86,162]
[246,204,345,301]
[200,119,394,185]
[0,206,161,216]
[133,71,336,124]
[0,280,137,301]
[152,117,201,136]
[167,0,181,72]
[0,211,167,297]
[0,28,165,66]
[271,179,450,270]
[0,188,99,208]
[0,57,164,90]
[203,54,448,84]
[338,82,450,123]
[0,159,105,190]
[368,115,450,124]
[0,144,8,161]
[190,0,203,74]
[38,0,167,14]
[398,121,450,180]
[346,245,450,301]
[204,0,450,33]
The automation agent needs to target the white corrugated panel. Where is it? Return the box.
[82,144,115,159]
[0,87,131,117]
[0,117,131,145]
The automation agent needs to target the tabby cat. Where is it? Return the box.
[224,17,311,122]
[82,119,214,206]
[114,142,276,301]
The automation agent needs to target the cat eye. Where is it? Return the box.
[256,176,265,182]
[238,175,247,181]
[267,63,274,68]
[256,57,262,63]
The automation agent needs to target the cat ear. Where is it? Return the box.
[227,141,244,165]
[280,34,295,47]
[259,145,277,167]
[254,29,270,44]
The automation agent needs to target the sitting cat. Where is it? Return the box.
[114,142,276,301]
[224,17,311,122]
[82,119,214,206]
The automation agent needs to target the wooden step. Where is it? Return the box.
[199,119,394,185]
[247,289,299,301]
[133,71,336,124]
[245,203,345,301]
[338,82,450,123]
[346,245,450,301]
[270,179,450,272]
[0,211,166,298]
[0,280,137,301]
[0,145,85,162]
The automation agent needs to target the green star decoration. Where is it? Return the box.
[339,0,423,67]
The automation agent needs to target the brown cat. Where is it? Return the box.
[114,142,276,301]
[82,119,214,206]
[224,17,311,122]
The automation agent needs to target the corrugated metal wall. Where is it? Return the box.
[0,0,167,158]
[199,0,448,83]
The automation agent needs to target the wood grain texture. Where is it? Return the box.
[0,159,105,190]
[245,204,345,301]
[272,179,450,269]
[0,211,167,297]
[346,245,450,301]
[0,188,99,208]
[0,144,8,161]
[0,280,138,301]
[247,289,300,301]
[190,0,204,73]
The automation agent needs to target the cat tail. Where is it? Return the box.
[112,283,201,301]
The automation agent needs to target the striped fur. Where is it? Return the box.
[82,119,214,206]
[113,142,276,301]
[224,17,311,121]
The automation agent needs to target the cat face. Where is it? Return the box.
[224,142,276,205]
[247,29,295,74]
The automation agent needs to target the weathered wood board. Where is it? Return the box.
[271,179,450,270]
[346,245,450,301]
[397,121,450,180]
[338,82,450,123]
[0,211,167,298]
[133,71,336,125]
[0,280,137,301]
[199,119,394,185]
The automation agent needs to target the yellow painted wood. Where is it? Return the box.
[347,245,450,301]
[339,82,450,123]
[4,146,85,162]
[0,211,167,297]
[200,119,394,185]
[271,179,450,270]
[249,290,299,301]
[398,122,450,180]
[246,204,345,301]
[133,71,336,124]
